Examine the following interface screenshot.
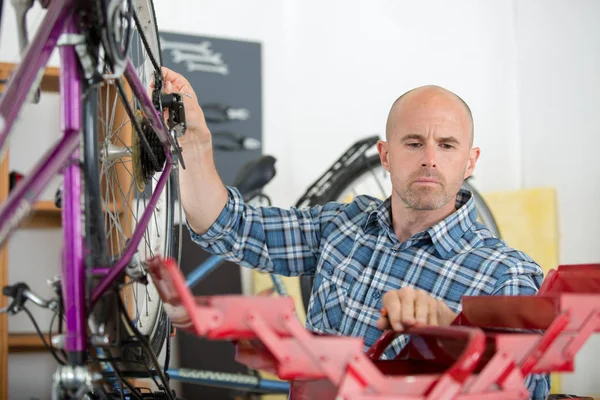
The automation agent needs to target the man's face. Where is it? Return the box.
[378,89,480,211]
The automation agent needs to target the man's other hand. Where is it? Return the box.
[376,287,457,331]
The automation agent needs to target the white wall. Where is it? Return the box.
[156,0,522,206]
[279,1,522,198]
[3,0,600,397]
[515,0,600,394]
[516,0,600,267]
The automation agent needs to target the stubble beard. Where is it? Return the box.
[397,170,454,210]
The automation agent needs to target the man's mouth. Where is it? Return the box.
[414,178,440,184]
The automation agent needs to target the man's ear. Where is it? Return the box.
[464,147,481,179]
[377,140,390,172]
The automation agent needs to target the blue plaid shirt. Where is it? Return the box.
[189,186,549,398]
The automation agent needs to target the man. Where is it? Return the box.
[162,67,549,398]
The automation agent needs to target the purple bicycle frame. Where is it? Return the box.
[0,0,172,359]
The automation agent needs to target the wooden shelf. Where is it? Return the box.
[18,200,125,229]
[7,333,49,353]
[0,62,60,93]
[20,200,61,229]
[33,200,59,212]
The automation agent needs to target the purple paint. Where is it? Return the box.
[59,14,85,356]
[0,0,73,153]
[124,60,171,145]
[0,134,79,248]
[0,0,74,248]
[91,268,110,276]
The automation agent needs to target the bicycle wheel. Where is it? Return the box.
[83,0,172,372]
[299,153,501,312]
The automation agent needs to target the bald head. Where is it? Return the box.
[385,85,474,146]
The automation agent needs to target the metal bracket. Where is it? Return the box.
[52,365,102,399]
[57,33,97,81]
[57,33,85,46]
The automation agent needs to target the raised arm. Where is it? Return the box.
[158,67,228,235]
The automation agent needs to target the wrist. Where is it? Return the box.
[179,129,212,154]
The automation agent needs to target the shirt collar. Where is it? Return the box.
[364,197,389,233]
[427,189,479,258]
[364,188,479,258]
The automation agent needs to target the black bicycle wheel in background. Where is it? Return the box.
[299,153,502,313]
[83,0,173,374]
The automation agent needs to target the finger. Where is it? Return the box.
[414,290,429,326]
[164,80,174,94]
[400,288,416,327]
[437,300,457,326]
[376,316,390,330]
[428,297,439,326]
[162,67,192,92]
[382,291,404,331]
[377,308,391,330]
[151,67,172,89]
[161,66,174,80]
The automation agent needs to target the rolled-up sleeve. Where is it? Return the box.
[188,187,246,243]
[187,186,344,276]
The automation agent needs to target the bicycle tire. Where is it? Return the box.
[299,153,502,313]
[83,0,172,373]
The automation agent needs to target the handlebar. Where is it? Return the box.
[1,282,58,314]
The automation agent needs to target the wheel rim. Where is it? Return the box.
[334,162,391,203]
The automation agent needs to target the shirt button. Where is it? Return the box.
[372,291,381,299]
[327,268,333,275]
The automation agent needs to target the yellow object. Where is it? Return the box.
[251,272,306,400]
[482,187,559,276]
[252,273,306,323]
[482,187,560,393]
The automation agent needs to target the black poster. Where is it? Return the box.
[160,32,263,185]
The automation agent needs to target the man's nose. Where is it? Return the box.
[421,144,437,168]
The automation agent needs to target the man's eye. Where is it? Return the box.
[406,142,422,148]
[440,143,454,149]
